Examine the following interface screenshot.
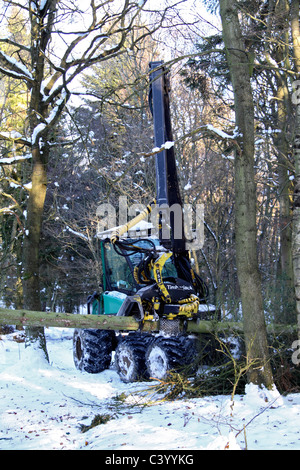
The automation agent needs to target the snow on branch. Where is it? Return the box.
[45,91,69,126]
[0,49,33,83]
[139,125,239,161]
[205,124,238,140]
[31,123,47,145]
[0,131,31,147]
[65,225,89,241]
[0,154,32,166]
[31,90,70,145]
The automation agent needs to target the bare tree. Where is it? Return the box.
[0,0,178,355]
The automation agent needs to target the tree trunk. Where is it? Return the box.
[275,82,295,324]
[293,99,300,339]
[20,1,55,360]
[22,149,47,310]
[219,0,274,388]
[291,0,300,340]
[272,0,296,324]
[22,146,49,360]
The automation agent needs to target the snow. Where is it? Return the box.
[0,154,31,165]
[0,50,33,80]
[163,141,174,150]
[65,226,89,241]
[206,124,235,140]
[146,345,169,380]
[0,131,23,139]
[1,327,300,451]
[152,141,174,154]
[31,123,46,145]
[45,91,67,125]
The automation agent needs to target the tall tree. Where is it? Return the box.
[268,0,295,323]
[219,0,273,388]
[291,0,300,336]
[0,7,30,309]
[0,0,171,356]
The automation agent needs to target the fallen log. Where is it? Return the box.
[0,307,297,336]
[0,307,150,331]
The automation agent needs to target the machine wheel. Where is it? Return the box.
[145,336,198,380]
[115,333,154,383]
[73,329,116,374]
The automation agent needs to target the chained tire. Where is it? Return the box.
[73,328,116,374]
[115,333,155,383]
[145,335,199,380]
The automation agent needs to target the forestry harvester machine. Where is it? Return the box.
[73,62,217,382]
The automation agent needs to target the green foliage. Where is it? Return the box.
[180,35,231,98]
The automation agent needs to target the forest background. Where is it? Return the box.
[0,0,300,388]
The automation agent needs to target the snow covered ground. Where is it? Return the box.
[0,327,300,451]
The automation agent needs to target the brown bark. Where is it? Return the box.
[275,82,295,324]
[219,0,274,388]
[22,148,48,358]
[21,1,57,358]
[291,0,300,334]
[271,0,296,324]
[22,151,47,311]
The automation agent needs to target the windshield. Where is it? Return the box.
[102,238,178,293]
